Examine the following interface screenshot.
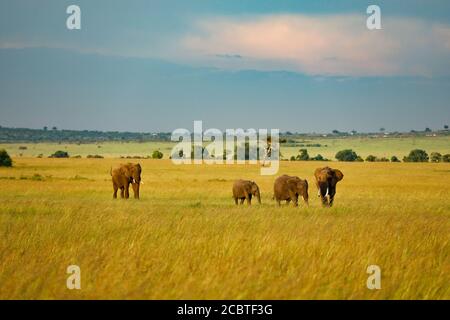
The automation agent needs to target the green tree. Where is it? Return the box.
[403,149,429,162]
[335,149,358,162]
[0,149,12,167]
[152,150,164,159]
[365,155,377,162]
[442,154,450,162]
[296,149,309,161]
[430,152,442,163]
[390,156,400,162]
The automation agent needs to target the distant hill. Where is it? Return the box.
[0,126,171,143]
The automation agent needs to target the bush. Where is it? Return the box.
[310,154,326,161]
[296,149,309,161]
[87,154,104,159]
[366,155,377,162]
[0,149,13,167]
[403,149,429,162]
[335,149,359,162]
[290,156,296,161]
[152,150,164,159]
[49,150,69,158]
[391,156,400,162]
[430,152,442,163]
[356,156,364,162]
[442,154,450,162]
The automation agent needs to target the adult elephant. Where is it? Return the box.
[111,163,142,199]
[232,180,261,205]
[314,167,343,207]
[273,175,308,207]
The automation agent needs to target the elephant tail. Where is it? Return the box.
[110,167,112,176]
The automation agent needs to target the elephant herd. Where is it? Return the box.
[233,167,344,207]
[110,163,344,207]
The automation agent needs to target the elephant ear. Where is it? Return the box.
[287,177,299,190]
[333,169,344,182]
[120,164,132,179]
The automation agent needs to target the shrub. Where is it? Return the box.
[430,152,442,163]
[442,154,450,162]
[335,149,359,162]
[296,149,309,161]
[310,154,325,161]
[49,150,69,158]
[378,157,389,162]
[391,156,400,162]
[290,156,296,161]
[18,146,27,150]
[365,155,377,162]
[87,154,104,159]
[403,149,429,162]
[0,149,13,167]
[356,156,364,162]
[152,150,164,159]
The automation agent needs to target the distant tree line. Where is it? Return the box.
[0,126,172,143]
[289,148,450,163]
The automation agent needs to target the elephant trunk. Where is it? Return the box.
[256,189,261,204]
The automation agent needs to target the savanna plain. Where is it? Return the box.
[0,140,449,299]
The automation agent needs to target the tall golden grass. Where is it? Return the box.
[0,158,449,299]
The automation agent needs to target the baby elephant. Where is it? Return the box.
[273,175,309,207]
[232,180,261,205]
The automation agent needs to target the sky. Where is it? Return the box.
[0,0,449,133]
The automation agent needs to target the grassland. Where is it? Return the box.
[1,135,449,160]
[0,156,449,299]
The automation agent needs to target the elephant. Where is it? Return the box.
[111,163,142,199]
[273,175,308,207]
[232,180,261,205]
[314,167,344,207]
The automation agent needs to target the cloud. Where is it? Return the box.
[180,14,450,77]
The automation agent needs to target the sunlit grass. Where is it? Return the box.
[0,158,449,299]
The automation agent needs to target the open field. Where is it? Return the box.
[1,135,449,160]
[0,157,449,299]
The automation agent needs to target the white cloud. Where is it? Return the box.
[179,14,450,77]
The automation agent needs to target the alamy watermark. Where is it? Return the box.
[170,121,279,175]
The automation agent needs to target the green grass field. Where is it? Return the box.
[1,135,449,160]
[0,152,449,299]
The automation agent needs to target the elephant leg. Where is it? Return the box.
[286,199,291,206]
[113,184,118,199]
[124,183,130,199]
[120,187,125,198]
[240,198,245,205]
[234,197,238,205]
[328,189,336,207]
[246,194,252,205]
[276,199,281,206]
[293,195,299,207]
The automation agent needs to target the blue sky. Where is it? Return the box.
[0,0,449,132]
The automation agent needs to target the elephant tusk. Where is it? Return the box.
[140,180,144,185]
[317,189,321,197]
[325,187,329,197]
